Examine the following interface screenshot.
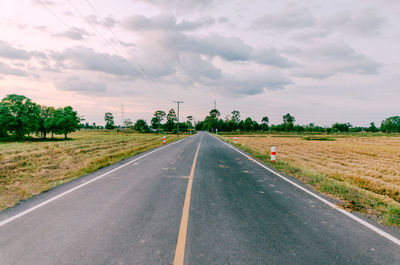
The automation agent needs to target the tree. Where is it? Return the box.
[38,106,55,139]
[195,120,204,131]
[123,118,133,128]
[134,119,149,132]
[243,117,254,131]
[155,110,166,121]
[165,109,177,132]
[369,122,379,133]
[104,112,114,129]
[202,109,222,132]
[293,125,305,132]
[52,106,81,139]
[282,113,295,132]
[332,122,352,132]
[186,115,194,128]
[151,110,166,129]
[0,94,40,138]
[305,123,315,132]
[283,113,295,124]
[381,116,400,133]
[231,110,240,124]
[261,116,269,131]
[210,109,221,118]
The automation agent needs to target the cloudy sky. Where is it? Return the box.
[0,0,399,126]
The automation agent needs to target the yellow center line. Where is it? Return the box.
[173,141,202,265]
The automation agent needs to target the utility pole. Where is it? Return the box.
[214,100,216,110]
[121,103,125,128]
[173,100,184,137]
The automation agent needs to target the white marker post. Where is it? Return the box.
[163,136,166,145]
[234,137,238,144]
[271,146,276,163]
[216,129,218,135]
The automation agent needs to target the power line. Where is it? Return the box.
[36,0,126,75]
[65,0,142,79]
[121,103,125,126]
[83,0,163,89]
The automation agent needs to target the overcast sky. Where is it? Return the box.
[0,0,399,126]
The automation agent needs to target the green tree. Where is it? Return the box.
[305,123,315,132]
[0,103,9,137]
[151,110,166,129]
[243,117,254,131]
[186,115,194,128]
[134,119,149,132]
[165,109,177,132]
[52,106,81,139]
[381,116,400,133]
[261,116,269,131]
[202,109,221,131]
[123,118,133,128]
[104,112,114,129]
[368,122,379,133]
[0,94,40,138]
[231,110,240,124]
[38,106,55,139]
[210,109,221,118]
[283,113,295,132]
[195,121,204,131]
[332,122,352,132]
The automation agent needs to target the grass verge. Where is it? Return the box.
[219,135,400,226]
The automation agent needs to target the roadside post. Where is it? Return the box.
[271,146,276,163]
[163,136,166,145]
[234,137,238,144]
[216,129,218,135]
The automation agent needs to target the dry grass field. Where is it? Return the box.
[0,130,181,210]
[221,134,400,224]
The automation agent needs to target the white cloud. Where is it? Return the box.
[0,40,45,60]
[123,13,215,32]
[177,53,222,80]
[53,27,91,40]
[133,0,221,12]
[50,46,139,77]
[321,9,385,36]
[252,6,315,31]
[57,76,107,93]
[0,62,29,77]
[86,14,118,28]
[290,42,381,78]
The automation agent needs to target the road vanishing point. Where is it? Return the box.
[1,132,400,264]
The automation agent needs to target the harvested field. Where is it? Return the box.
[0,130,182,210]
[224,135,400,202]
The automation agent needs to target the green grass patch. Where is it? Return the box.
[302,137,336,141]
[383,206,400,225]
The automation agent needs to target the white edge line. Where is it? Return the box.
[0,137,188,228]
[213,135,400,247]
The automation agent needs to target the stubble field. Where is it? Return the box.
[221,134,400,224]
[0,130,180,211]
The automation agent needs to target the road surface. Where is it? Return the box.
[0,131,399,264]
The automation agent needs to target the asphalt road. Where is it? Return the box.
[0,131,399,264]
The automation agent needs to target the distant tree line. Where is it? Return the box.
[0,94,81,139]
[194,109,400,134]
[95,109,194,133]
[84,107,399,135]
